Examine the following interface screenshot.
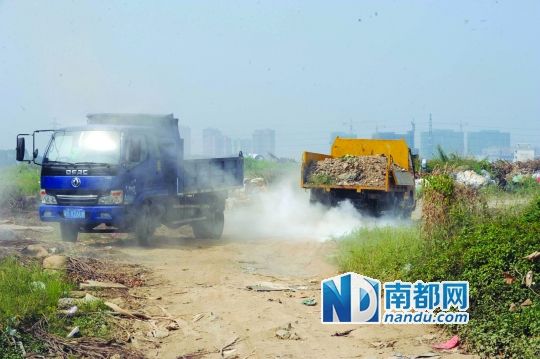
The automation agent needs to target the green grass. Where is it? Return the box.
[336,226,422,282]
[0,258,114,358]
[0,164,40,196]
[0,257,71,328]
[336,173,540,358]
[244,158,297,183]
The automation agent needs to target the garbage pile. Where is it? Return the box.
[455,170,493,189]
[492,160,540,186]
[306,155,391,187]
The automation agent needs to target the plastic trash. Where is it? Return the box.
[432,335,459,350]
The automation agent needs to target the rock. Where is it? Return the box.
[23,244,48,258]
[43,255,67,270]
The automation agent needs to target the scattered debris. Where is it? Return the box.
[104,301,150,320]
[220,336,241,358]
[80,280,127,290]
[275,323,300,340]
[331,328,355,337]
[503,271,516,285]
[432,335,459,350]
[246,282,295,292]
[192,313,205,322]
[301,298,317,306]
[66,326,80,338]
[525,251,540,261]
[370,340,397,349]
[149,328,169,339]
[58,297,76,309]
[521,298,533,307]
[524,271,534,288]
[509,303,517,312]
[67,257,146,288]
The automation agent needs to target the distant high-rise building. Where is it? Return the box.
[467,130,510,157]
[420,129,464,159]
[203,128,225,157]
[252,129,275,157]
[330,131,356,144]
[179,125,191,158]
[224,136,233,157]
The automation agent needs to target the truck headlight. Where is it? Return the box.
[40,189,57,204]
[98,190,124,205]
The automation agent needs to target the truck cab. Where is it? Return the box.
[16,113,243,244]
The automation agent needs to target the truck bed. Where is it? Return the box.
[179,156,244,195]
[301,151,391,191]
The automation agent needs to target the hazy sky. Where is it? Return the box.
[0,0,539,157]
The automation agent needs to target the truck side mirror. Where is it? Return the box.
[128,140,141,163]
[16,137,25,161]
[33,148,39,159]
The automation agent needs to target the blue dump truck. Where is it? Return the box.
[15,114,244,244]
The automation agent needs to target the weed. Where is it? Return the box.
[0,257,71,328]
[336,226,422,282]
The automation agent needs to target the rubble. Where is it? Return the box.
[307,155,391,187]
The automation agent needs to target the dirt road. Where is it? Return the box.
[100,225,474,359]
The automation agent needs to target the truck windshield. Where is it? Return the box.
[44,130,121,165]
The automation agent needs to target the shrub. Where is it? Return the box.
[414,197,540,358]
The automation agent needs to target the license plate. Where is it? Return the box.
[63,208,85,219]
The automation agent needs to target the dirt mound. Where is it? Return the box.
[307,155,388,186]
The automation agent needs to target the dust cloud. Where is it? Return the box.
[224,176,402,241]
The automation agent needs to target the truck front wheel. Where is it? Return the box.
[60,223,79,242]
[192,211,224,239]
[135,203,158,246]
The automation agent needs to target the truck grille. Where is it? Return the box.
[56,195,99,206]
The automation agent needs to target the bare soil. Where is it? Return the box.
[1,215,476,359]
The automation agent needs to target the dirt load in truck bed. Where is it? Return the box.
[307,155,391,187]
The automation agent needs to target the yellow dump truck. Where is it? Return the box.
[301,138,416,216]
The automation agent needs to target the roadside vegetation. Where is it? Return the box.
[338,155,540,358]
[0,257,117,358]
[0,164,40,212]
[244,157,297,183]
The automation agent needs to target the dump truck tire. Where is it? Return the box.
[135,203,157,246]
[60,223,79,242]
[192,211,224,239]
